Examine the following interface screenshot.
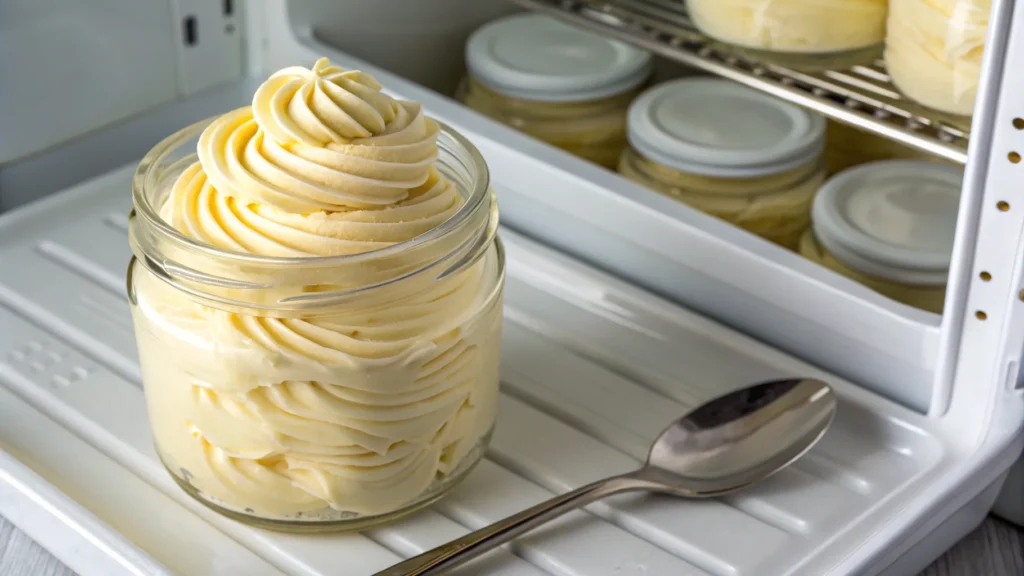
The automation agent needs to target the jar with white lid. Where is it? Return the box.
[619,78,827,249]
[799,160,963,313]
[884,0,988,116]
[459,14,652,169]
[686,0,887,63]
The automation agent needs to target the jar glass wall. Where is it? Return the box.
[459,75,639,169]
[798,231,946,313]
[462,14,651,169]
[885,0,988,116]
[620,147,825,249]
[128,118,504,532]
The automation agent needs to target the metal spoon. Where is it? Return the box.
[376,378,837,576]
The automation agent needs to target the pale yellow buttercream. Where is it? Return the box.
[132,58,502,519]
[687,0,888,54]
[798,230,945,313]
[459,75,638,169]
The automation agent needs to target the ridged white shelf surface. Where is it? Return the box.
[0,165,953,575]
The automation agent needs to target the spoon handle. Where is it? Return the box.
[373,472,648,576]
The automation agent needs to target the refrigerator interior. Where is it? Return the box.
[0,0,1022,574]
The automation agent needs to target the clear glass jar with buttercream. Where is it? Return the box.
[798,231,946,312]
[687,0,887,64]
[458,74,641,169]
[127,60,504,532]
[801,160,963,314]
[620,79,827,250]
[884,0,989,116]
[460,14,651,169]
[620,147,824,249]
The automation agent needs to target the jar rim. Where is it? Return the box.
[131,115,491,270]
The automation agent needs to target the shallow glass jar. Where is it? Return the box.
[801,160,963,314]
[127,118,505,532]
[687,0,887,64]
[460,14,651,169]
[620,79,827,250]
[885,0,988,116]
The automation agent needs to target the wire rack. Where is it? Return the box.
[511,0,971,164]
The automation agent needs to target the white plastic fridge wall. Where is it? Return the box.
[0,152,1013,576]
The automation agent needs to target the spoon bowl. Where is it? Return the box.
[377,377,837,576]
[647,378,837,497]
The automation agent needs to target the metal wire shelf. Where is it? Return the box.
[511,0,971,164]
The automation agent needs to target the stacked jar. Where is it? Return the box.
[460,14,652,169]
[885,0,989,116]
[686,0,888,66]
[619,78,827,250]
[799,160,963,313]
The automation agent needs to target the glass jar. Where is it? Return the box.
[687,0,887,62]
[801,160,963,314]
[620,148,823,249]
[620,78,827,250]
[799,232,947,312]
[460,14,651,169]
[127,118,504,532]
[885,0,989,116]
[459,75,641,169]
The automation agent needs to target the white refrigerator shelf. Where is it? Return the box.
[0,153,1019,575]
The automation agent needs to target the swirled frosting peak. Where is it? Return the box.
[255,58,401,145]
[163,57,457,257]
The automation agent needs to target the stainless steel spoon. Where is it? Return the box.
[376,378,837,576]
